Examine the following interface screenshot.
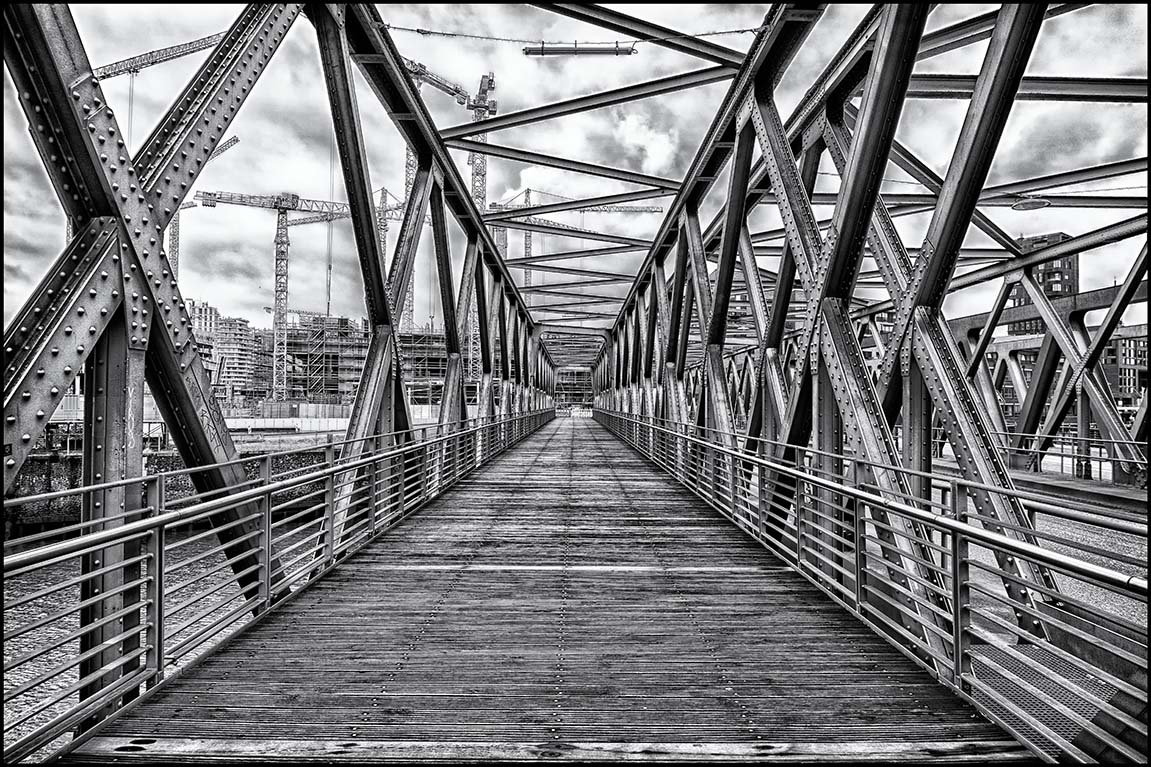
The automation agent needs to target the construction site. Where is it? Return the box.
[3,5,1147,764]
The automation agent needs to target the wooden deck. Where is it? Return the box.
[69,417,1031,762]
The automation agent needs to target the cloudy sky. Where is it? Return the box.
[3,4,1147,337]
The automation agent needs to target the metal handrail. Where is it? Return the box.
[629,413,1148,526]
[594,407,1148,763]
[3,408,555,763]
[4,412,520,511]
[596,411,1146,597]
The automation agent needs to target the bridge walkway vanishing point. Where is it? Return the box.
[66,417,1029,762]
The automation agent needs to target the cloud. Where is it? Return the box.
[3,3,1146,346]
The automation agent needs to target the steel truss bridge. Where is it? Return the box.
[3,3,1148,763]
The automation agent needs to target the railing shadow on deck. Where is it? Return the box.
[595,409,1147,765]
[2,409,554,763]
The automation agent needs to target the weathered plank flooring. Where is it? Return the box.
[69,417,1031,762]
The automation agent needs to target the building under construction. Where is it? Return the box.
[282,313,479,408]
[283,313,370,403]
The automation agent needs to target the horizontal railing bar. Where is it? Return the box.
[3,552,150,612]
[165,512,262,553]
[4,621,142,682]
[3,413,535,510]
[165,528,262,582]
[598,412,1146,598]
[970,607,1147,701]
[4,645,150,735]
[166,562,261,620]
[3,576,149,643]
[3,507,146,552]
[4,413,550,575]
[164,595,262,662]
[2,669,153,765]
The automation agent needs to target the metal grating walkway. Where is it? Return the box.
[67,418,1031,762]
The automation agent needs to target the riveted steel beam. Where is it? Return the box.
[3,9,300,622]
[343,4,555,373]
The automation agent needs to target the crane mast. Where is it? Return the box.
[522,189,532,305]
[466,73,497,381]
[194,189,365,401]
[399,59,470,335]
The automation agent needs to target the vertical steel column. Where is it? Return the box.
[79,305,146,730]
[1075,388,1093,480]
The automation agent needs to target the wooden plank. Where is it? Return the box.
[69,418,1030,763]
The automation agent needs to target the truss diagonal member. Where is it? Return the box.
[702,7,1090,268]
[873,3,1046,409]
[1030,244,1148,458]
[312,5,392,328]
[533,4,746,67]
[344,4,552,378]
[701,118,757,444]
[431,184,467,426]
[744,147,820,453]
[591,5,827,354]
[751,5,956,664]
[3,4,301,614]
[312,5,414,549]
[822,6,1060,631]
[387,158,434,319]
[1019,262,1148,476]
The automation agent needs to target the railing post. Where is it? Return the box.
[324,436,336,566]
[398,435,407,513]
[144,477,165,688]
[368,436,379,535]
[851,460,863,609]
[795,449,806,567]
[420,440,430,503]
[949,480,970,690]
[259,455,273,610]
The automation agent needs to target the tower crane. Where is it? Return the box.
[194,190,370,401]
[463,73,497,379]
[93,30,227,144]
[401,59,469,334]
[400,61,496,380]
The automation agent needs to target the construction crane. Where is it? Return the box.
[63,31,235,242]
[264,306,329,319]
[194,190,362,401]
[93,30,227,144]
[464,73,497,379]
[399,59,483,336]
[63,134,238,258]
[399,61,496,380]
